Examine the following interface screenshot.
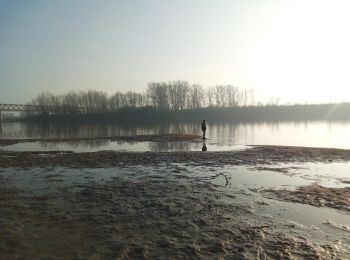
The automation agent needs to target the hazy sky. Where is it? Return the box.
[1,0,350,104]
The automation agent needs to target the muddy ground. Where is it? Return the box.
[1,144,350,259]
[265,184,350,213]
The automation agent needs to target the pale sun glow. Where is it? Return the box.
[244,0,350,104]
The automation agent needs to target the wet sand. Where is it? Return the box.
[1,143,350,258]
[265,184,350,212]
[0,166,344,259]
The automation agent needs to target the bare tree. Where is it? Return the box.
[206,87,215,107]
[188,84,204,109]
[214,85,227,107]
[146,82,169,109]
[30,80,261,116]
[225,85,239,107]
[249,89,255,106]
[32,92,56,114]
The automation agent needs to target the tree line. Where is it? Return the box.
[30,81,256,115]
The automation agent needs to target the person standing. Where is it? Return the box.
[201,140,207,151]
[201,120,207,139]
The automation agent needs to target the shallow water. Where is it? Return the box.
[0,140,247,152]
[251,162,350,188]
[1,161,349,258]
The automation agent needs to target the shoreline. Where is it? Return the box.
[0,133,202,146]
[1,145,350,168]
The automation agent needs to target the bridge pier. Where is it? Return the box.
[0,110,2,121]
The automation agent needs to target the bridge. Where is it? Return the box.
[0,104,43,120]
[0,104,42,112]
[0,104,89,121]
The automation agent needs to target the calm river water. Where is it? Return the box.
[1,120,350,151]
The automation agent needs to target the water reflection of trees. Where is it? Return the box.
[149,141,201,152]
[38,139,109,149]
[36,140,202,152]
[3,121,349,149]
[0,122,201,140]
[0,121,295,144]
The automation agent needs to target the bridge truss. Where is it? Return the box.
[0,104,42,112]
[0,104,87,120]
[0,104,44,121]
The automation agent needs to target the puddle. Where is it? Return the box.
[257,162,350,188]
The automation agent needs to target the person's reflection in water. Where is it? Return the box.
[201,140,207,151]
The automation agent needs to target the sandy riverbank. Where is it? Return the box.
[1,144,350,258]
